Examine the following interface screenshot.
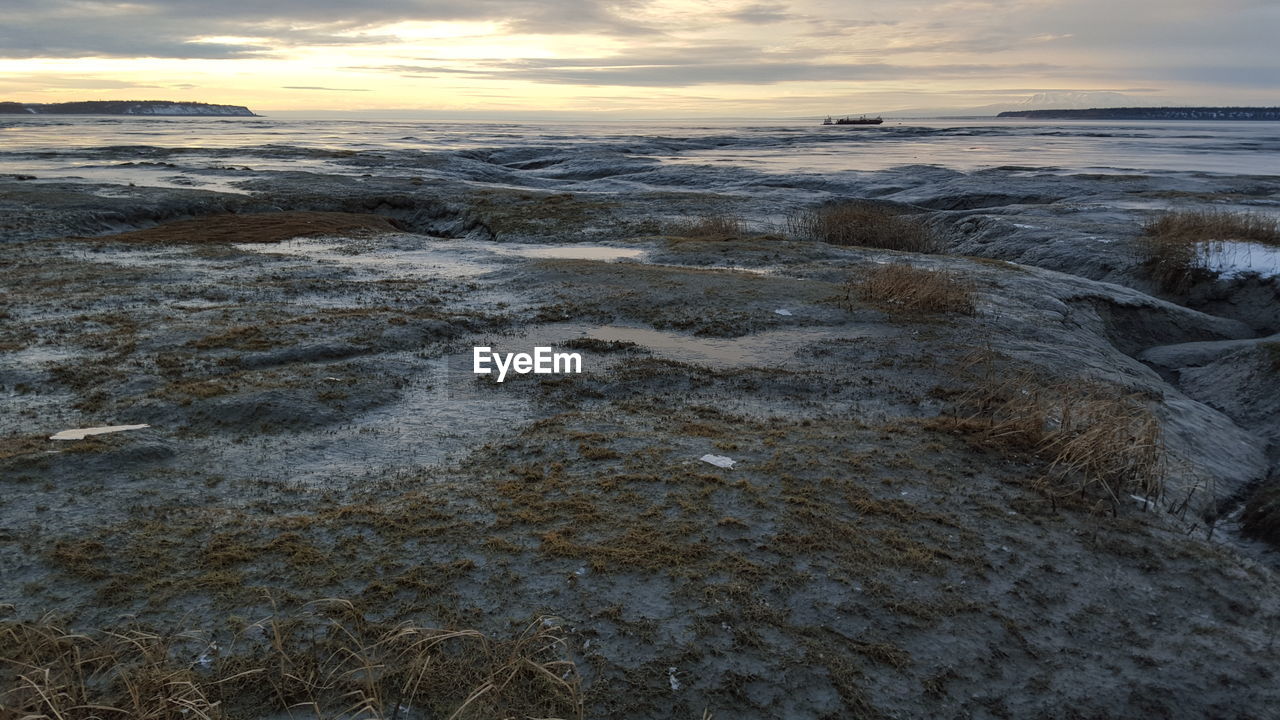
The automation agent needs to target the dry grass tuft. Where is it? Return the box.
[0,434,48,461]
[932,366,1166,511]
[666,213,747,240]
[850,264,976,316]
[0,599,583,720]
[1140,210,1280,292]
[1145,209,1280,246]
[787,202,940,253]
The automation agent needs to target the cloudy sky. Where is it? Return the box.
[1,0,1276,116]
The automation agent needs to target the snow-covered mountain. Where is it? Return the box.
[881,91,1157,118]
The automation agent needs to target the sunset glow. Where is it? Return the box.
[2,1,1277,116]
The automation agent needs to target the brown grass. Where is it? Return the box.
[787,202,940,253]
[188,325,274,351]
[666,213,747,240]
[1140,210,1280,292]
[851,264,976,316]
[0,434,47,461]
[932,366,1166,511]
[0,599,582,720]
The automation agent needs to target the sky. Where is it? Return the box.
[0,0,1276,117]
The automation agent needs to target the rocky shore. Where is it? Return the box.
[2,165,1279,718]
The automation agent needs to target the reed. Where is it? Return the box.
[787,202,940,253]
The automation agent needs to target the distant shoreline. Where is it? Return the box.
[998,106,1280,121]
[0,100,257,117]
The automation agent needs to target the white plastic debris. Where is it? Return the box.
[1130,494,1156,512]
[773,308,793,316]
[668,667,682,691]
[50,424,149,441]
[699,454,736,469]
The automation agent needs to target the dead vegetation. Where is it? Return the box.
[467,191,617,239]
[0,434,48,461]
[929,362,1167,512]
[850,264,976,316]
[787,202,940,253]
[188,325,276,351]
[665,213,747,240]
[561,337,644,353]
[1140,210,1280,292]
[0,599,582,720]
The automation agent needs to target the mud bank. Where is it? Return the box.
[3,169,1280,718]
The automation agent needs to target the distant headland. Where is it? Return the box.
[998,106,1280,121]
[0,100,257,116]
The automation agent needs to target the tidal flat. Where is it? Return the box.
[2,135,1280,718]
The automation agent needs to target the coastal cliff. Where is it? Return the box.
[0,100,256,116]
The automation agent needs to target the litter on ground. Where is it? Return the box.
[700,454,736,469]
[50,424,150,441]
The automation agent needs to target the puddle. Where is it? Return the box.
[233,238,499,279]
[480,322,895,369]
[492,245,647,261]
[234,237,650,279]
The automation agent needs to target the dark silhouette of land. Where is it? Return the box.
[0,100,256,116]
[999,106,1280,120]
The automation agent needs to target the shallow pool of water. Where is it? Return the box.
[234,236,650,277]
[474,322,896,369]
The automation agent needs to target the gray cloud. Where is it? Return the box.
[0,0,657,59]
[725,3,795,25]
[0,21,268,59]
[2,0,1276,103]
[1146,65,1280,88]
[362,57,1063,87]
[353,65,494,77]
[0,76,161,89]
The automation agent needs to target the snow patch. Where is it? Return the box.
[1203,241,1280,279]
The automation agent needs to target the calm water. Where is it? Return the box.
[1,116,1278,195]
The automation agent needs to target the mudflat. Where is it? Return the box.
[2,164,1279,718]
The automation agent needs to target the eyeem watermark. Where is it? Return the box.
[473,346,582,382]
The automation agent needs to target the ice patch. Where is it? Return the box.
[236,237,648,278]
[493,245,646,261]
[1203,241,1280,278]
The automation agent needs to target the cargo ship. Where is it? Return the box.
[822,115,883,125]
